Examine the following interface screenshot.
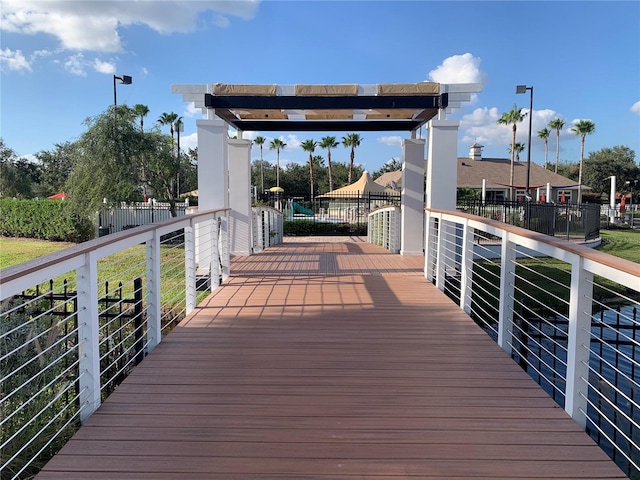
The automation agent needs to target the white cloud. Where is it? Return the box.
[428,53,487,85]
[0,48,32,71]
[377,135,402,147]
[180,132,198,152]
[1,0,261,54]
[64,53,87,76]
[459,106,570,155]
[93,58,116,74]
[284,134,302,150]
[184,102,203,118]
[630,101,640,115]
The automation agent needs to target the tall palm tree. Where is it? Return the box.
[175,116,183,197]
[549,118,565,173]
[269,138,286,188]
[132,104,149,132]
[319,136,338,192]
[342,133,363,184]
[537,128,550,169]
[571,119,596,203]
[158,112,180,198]
[253,135,266,194]
[498,104,526,200]
[300,139,318,200]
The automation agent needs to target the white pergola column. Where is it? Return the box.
[195,119,228,275]
[196,119,228,210]
[400,138,426,256]
[426,119,459,210]
[228,139,252,256]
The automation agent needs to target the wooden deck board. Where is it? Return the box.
[36,241,625,479]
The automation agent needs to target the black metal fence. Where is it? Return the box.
[281,192,401,224]
[458,200,601,242]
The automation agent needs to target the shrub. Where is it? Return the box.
[0,199,93,242]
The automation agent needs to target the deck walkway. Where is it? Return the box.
[37,240,625,479]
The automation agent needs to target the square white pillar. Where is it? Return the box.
[196,119,228,210]
[228,139,252,256]
[400,138,426,256]
[426,119,459,211]
[195,119,228,275]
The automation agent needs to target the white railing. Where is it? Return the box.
[368,206,401,253]
[0,208,230,480]
[425,207,640,476]
[252,206,283,253]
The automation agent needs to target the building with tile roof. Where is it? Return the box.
[375,143,585,203]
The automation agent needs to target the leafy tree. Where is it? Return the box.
[251,159,276,197]
[269,138,286,188]
[342,133,363,184]
[549,118,566,173]
[253,136,267,193]
[373,157,402,179]
[319,136,339,192]
[141,131,182,215]
[66,106,144,216]
[498,104,526,200]
[300,139,318,199]
[0,138,40,198]
[571,119,596,202]
[582,145,638,197]
[35,142,76,198]
[537,128,550,169]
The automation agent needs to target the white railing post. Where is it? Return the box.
[211,216,220,289]
[76,252,100,423]
[498,231,516,355]
[146,231,162,351]
[185,220,196,314]
[220,212,231,281]
[424,212,436,282]
[435,217,446,292]
[459,219,474,314]
[263,209,270,248]
[565,255,593,428]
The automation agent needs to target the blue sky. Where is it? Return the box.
[2,0,639,175]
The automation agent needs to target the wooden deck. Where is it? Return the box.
[37,240,625,479]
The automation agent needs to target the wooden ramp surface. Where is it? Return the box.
[37,241,625,479]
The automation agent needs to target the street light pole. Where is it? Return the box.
[516,85,533,200]
[113,75,133,106]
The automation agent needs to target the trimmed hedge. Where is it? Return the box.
[284,220,367,236]
[0,199,93,242]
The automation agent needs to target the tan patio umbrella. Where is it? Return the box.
[318,171,389,198]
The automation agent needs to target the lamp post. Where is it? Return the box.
[113,75,132,106]
[516,85,533,200]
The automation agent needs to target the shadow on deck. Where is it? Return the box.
[36,241,625,479]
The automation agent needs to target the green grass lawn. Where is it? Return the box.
[0,237,75,269]
[598,229,640,263]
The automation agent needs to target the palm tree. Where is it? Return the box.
[300,139,318,200]
[508,142,526,162]
[537,128,550,169]
[158,112,179,141]
[175,117,183,197]
[269,138,286,188]
[498,104,526,200]
[253,136,266,194]
[549,118,565,173]
[571,119,596,203]
[132,104,149,132]
[319,136,339,192]
[342,133,363,184]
